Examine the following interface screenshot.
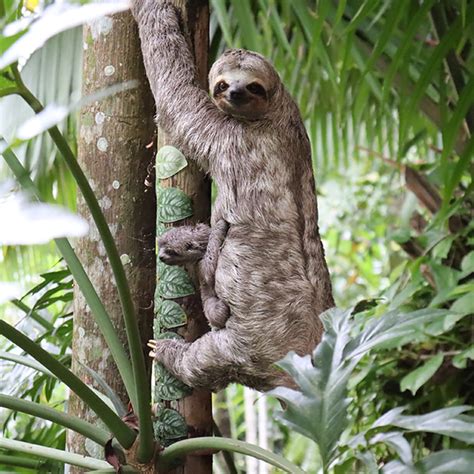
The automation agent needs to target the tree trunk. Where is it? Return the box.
[69,11,156,467]
[156,1,213,473]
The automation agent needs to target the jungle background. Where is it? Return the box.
[0,0,473,473]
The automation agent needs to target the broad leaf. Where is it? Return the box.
[0,189,88,244]
[415,449,474,473]
[400,354,444,395]
[346,308,451,358]
[0,281,21,304]
[14,82,137,140]
[156,265,194,299]
[16,104,68,140]
[156,221,167,237]
[156,299,187,329]
[452,346,474,369]
[155,364,191,401]
[370,431,413,465]
[269,308,357,469]
[383,449,474,474]
[157,187,193,223]
[155,146,188,179]
[374,406,474,444]
[154,408,188,441]
[155,331,182,340]
[450,292,474,315]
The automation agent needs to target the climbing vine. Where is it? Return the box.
[153,145,195,446]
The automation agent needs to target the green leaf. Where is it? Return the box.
[415,450,474,473]
[425,311,466,336]
[155,364,192,401]
[347,308,451,357]
[383,449,474,474]
[157,187,193,223]
[451,292,474,315]
[156,299,187,329]
[370,431,413,465]
[400,354,444,395]
[157,265,194,299]
[155,146,188,179]
[269,308,357,470]
[155,331,182,340]
[0,71,16,96]
[452,346,474,369]
[374,406,474,444]
[154,408,188,441]
[156,222,167,237]
[460,251,474,278]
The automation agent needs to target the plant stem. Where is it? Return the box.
[158,437,306,473]
[0,320,136,449]
[12,65,153,461]
[12,66,154,462]
[11,299,54,331]
[0,454,41,469]
[0,141,136,410]
[0,350,52,375]
[213,420,238,474]
[0,394,109,446]
[0,438,110,471]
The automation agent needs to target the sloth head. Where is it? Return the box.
[209,49,281,121]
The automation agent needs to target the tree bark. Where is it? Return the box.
[69,11,156,467]
[156,1,213,473]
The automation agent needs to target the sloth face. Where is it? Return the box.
[211,69,270,120]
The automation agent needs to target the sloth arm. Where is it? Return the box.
[132,0,228,170]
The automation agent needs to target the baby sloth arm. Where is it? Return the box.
[131,0,228,170]
[199,219,230,329]
[158,223,230,329]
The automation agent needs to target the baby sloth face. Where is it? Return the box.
[211,69,270,120]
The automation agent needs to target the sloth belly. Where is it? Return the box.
[214,224,321,359]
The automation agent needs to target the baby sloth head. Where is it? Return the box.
[209,49,281,121]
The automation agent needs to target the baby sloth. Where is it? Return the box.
[132,0,335,391]
[159,221,230,330]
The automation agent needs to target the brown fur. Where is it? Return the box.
[133,0,335,391]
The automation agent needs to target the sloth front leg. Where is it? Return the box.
[148,330,246,391]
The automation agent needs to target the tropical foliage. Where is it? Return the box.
[1,0,473,473]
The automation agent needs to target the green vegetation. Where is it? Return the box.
[1,0,473,473]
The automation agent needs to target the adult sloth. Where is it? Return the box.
[132,0,334,391]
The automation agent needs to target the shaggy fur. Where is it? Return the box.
[159,221,230,329]
[132,0,335,391]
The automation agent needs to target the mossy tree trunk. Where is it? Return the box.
[156,1,213,474]
[68,11,156,466]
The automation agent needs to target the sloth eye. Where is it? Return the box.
[246,82,266,97]
[216,81,228,93]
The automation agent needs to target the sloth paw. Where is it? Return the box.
[147,338,185,366]
[204,297,230,329]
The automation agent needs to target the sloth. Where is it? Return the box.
[132,0,335,391]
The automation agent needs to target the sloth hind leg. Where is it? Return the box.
[148,330,245,391]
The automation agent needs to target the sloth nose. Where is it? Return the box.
[229,87,246,102]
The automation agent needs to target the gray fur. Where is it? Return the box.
[133,0,335,391]
[158,222,230,329]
